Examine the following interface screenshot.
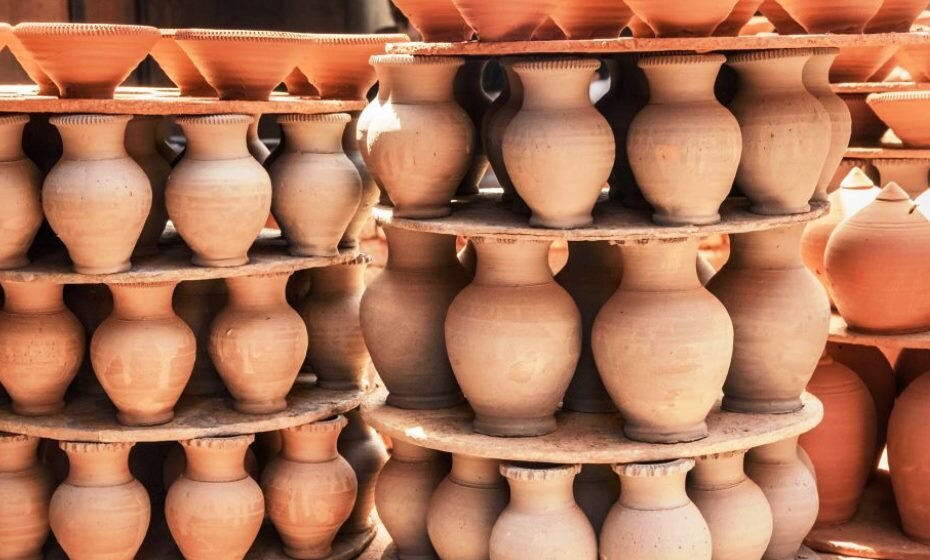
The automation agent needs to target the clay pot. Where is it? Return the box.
[446,238,581,436]
[50,442,151,560]
[361,227,468,409]
[166,435,264,560]
[341,114,380,250]
[504,58,613,228]
[593,239,733,443]
[687,452,773,560]
[0,433,52,560]
[391,0,475,42]
[867,0,927,31]
[367,55,473,218]
[708,225,829,413]
[167,115,271,267]
[888,372,930,543]
[629,53,741,225]
[126,116,171,257]
[826,183,930,334]
[91,282,195,426]
[270,114,361,257]
[0,282,84,415]
[299,34,409,100]
[869,93,930,149]
[624,0,740,37]
[483,58,525,206]
[13,23,159,99]
[831,46,898,83]
[804,49,852,203]
[44,114,152,274]
[450,0,554,41]
[0,114,41,269]
[555,241,622,413]
[549,0,634,39]
[490,463,595,559]
[210,273,307,413]
[842,92,888,147]
[150,29,216,97]
[777,0,884,32]
[453,60,491,198]
[894,348,930,394]
[375,441,450,559]
[874,158,930,199]
[357,59,391,201]
[758,0,807,33]
[714,0,766,35]
[337,410,388,534]
[800,354,876,525]
[727,49,831,215]
[573,464,620,534]
[427,454,508,560]
[173,279,227,397]
[298,260,371,390]
[5,30,59,96]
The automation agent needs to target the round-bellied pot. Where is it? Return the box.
[624,0,740,37]
[0,114,41,269]
[0,433,52,560]
[445,238,581,437]
[341,114,381,250]
[356,59,392,203]
[804,49,852,203]
[777,0,884,33]
[150,29,216,97]
[573,464,620,534]
[866,0,927,31]
[483,58,525,207]
[391,0,475,42]
[451,0,554,41]
[337,410,388,534]
[550,0,634,39]
[453,60,491,198]
[125,116,171,257]
[888,372,930,543]
[873,158,930,199]
[714,0,766,35]
[173,279,228,397]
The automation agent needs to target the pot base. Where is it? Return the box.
[749,202,813,216]
[58,84,119,100]
[622,421,708,444]
[317,378,367,391]
[652,212,722,226]
[473,414,557,437]
[191,254,250,268]
[284,544,333,560]
[73,261,132,275]
[12,400,65,416]
[385,391,463,410]
[528,213,595,230]
[117,408,174,427]
[722,395,804,414]
[233,398,288,415]
[288,244,340,258]
[391,205,453,219]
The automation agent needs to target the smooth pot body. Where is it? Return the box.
[0,115,42,269]
[0,434,53,560]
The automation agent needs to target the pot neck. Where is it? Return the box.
[0,434,38,472]
[280,416,346,463]
[620,240,701,291]
[690,452,749,490]
[616,460,694,510]
[515,62,596,110]
[282,118,348,154]
[391,440,441,463]
[386,61,461,104]
[473,238,553,286]
[62,442,134,487]
[2,282,65,314]
[342,113,361,154]
[124,116,159,157]
[385,227,461,270]
[340,409,374,442]
[505,467,578,512]
[501,60,525,104]
[225,273,290,308]
[177,116,252,160]
[371,65,393,103]
[0,118,27,161]
[109,282,178,320]
[450,454,504,488]
[309,262,366,295]
[730,53,810,93]
[182,435,253,482]
[55,115,131,161]
[749,436,800,465]
[639,57,723,103]
[802,51,837,95]
[726,224,805,269]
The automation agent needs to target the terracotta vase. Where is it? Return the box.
[427,454,508,560]
[337,410,388,534]
[873,158,930,199]
[550,0,634,39]
[593,239,733,443]
[356,62,391,202]
[451,0,553,41]
[298,34,409,101]
[482,58,524,206]
[745,437,819,560]
[150,29,216,97]
[888,372,930,543]
[375,441,450,559]
[44,114,152,274]
[804,49,853,203]
[173,279,228,396]
[687,451,773,560]
[826,183,930,334]
[867,0,928,31]
[391,0,475,42]
[708,224,829,413]
[728,49,831,215]
[629,53,741,225]
[758,0,807,33]
[555,241,622,413]
[777,0,884,33]
[714,0,766,35]
[0,433,52,560]
[446,238,581,436]
[624,0,740,36]
[0,282,84,415]
[91,282,196,426]
[895,348,930,394]
[166,435,264,560]
[209,273,308,413]
[298,260,371,390]
[50,442,150,560]
[0,115,40,269]
[361,227,468,409]
[341,114,380,250]
[453,60,490,198]
[800,354,876,526]
[5,31,59,96]
[367,55,473,218]
[573,464,620,534]
[270,113,361,257]
[123,116,170,257]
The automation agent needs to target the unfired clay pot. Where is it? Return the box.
[167,115,271,267]
[894,348,930,394]
[391,0,475,42]
[50,442,151,560]
[0,433,52,560]
[888,372,930,543]
[341,114,380,250]
[453,60,490,198]
[0,282,84,415]
[804,49,852,203]
[593,239,733,443]
[337,410,388,534]
[490,463,596,560]
[446,238,581,436]
[299,34,409,100]
[624,0,740,36]
[573,464,620,534]
[45,114,152,274]
[687,452,773,560]
[150,29,216,97]
[451,0,554,41]
[869,93,930,149]
[629,53,741,225]
[708,224,830,413]
[0,114,41,269]
[777,0,884,33]
[361,227,468,409]
[427,454,508,560]
[166,435,264,560]
[173,279,227,397]
[126,116,171,257]
[867,0,927,31]
[714,0,766,35]
[549,0,634,39]
[874,158,930,199]
[483,58,524,206]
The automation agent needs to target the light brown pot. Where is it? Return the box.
[150,29,216,97]
[299,34,409,100]
[5,29,58,96]
[804,49,852,203]
[593,239,733,443]
[0,433,52,560]
[44,114,152,274]
[337,410,388,534]
[573,464,620,534]
[868,92,930,149]
[0,114,41,269]
[831,46,898,83]
[888,372,930,543]
[483,58,525,207]
[842,92,888,147]
[714,0,766,35]
[453,60,491,198]
[209,273,308,414]
[166,435,264,560]
[777,0,884,33]
[873,158,930,199]
[341,114,381,250]
[446,238,581,436]
[167,115,271,267]
[50,442,150,560]
[550,0,634,39]
[624,0,740,36]
[867,0,927,31]
[894,348,930,394]
[126,116,171,257]
[451,0,554,41]
[392,0,474,42]
[360,227,468,409]
[173,279,227,397]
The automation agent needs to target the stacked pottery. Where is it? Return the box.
[803,48,852,203]
[391,0,475,42]
[624,0,740,36]
[888,372,930,542]
[337,410,389,534]
[0,114,41,269]
[0,433,52,560]
[451,0,553,41]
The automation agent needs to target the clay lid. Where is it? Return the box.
[867,91,930,148]
[613,458,695,477]
[150,29,216,98]
[500,462,581,481]
[877,181,911,202]
[297,34,410,100]
[277,112,352,125]
[391,0,475,42]
[831,45,897,83]
[181,434,255,449]
[844,182,930,229]
[840,167,876,190]
[638,53,726,67]
[60,441,134,453]
[284,415,347,433]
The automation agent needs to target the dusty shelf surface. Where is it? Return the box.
[845,147,930,160]
[833,82,930,95]
[829,313,930,350]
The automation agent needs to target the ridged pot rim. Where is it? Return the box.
[173,28,307,44]
[511,57,601,73]
[302,33,410,46]
[174,114,255,126]
[638,52,726,67]
[500,462,581,481]
[727,48,815,65]
[50,114,133,127]
[277,112,352,125]
[0,431,35,443]
[60,441,135,453]
[284,414,348,433]
[867,91,930,106]
[0,114,30,127]
[181,434,255,449]
[14,22,160,39]
[612,458,696,477]
[369,53,465,66]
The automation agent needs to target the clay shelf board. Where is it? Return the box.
[360,390,823,464]
[845,147,930,160]
[373,192,828,242]
[833,82,930,95]
[830,313,930,350]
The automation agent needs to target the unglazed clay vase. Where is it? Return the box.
[804,49,852,203]
[745,437,819,560]
[210,273,307,413]
[593,239,733,443]
[50,442,150,560]
[270,113,361,257]
[555,241,622,413]
[167,115,271,266]
[361,227,468,409]
[126,116,171,256]
[873,158,930,199]
[392,0,475,42]
[687,452,773,560]
[427,454,508,560]
[728,50,831,215]
[714,0,766,35]
[451,0,553,41]
[0,433,52,560]
[708,224,830,413]
[867,0,927,31]
[624,0,740,36]
[341,114,380,250]
[299,34,409,101]
[263,417,357,559]
[777,0,884,33]
[888,372,930,543]
[453,60,490,197]
[375,441,450,559]
[337,410,388,534]
[483,58,524,206]
[298,260,371,390]
[550,0,634,39]
[0,114,41,269]
[602,459,711,560]
[150,29,216,97]
[629,53,741,225]
[446,238,581,436]
[166,436,264,560]
[573,464,620,534]
[91,282,196,426]
[504,58,613,228]
[800,354,876,525]
[173,279,227,397]
[826,183,930,334]
[0,282,84,415]
[44,114,151,274]
[894,348,930,394]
